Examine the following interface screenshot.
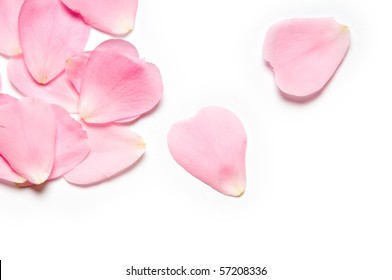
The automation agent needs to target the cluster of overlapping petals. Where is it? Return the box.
[0,0,163,186]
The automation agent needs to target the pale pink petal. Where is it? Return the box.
[114,116,140,123]
[65,52,90,93]
[0,0,24,57]
[78,46,163,124]
[0,98,56,184]
[65,40,139,93]
[19,0,90,84]
[263,18,350,99]
[48,105,89,179]
[167,107,247,197]
[8,55,79,113]
[0,93,17,105]
[0,156,26,184]
[61,0,138,35]
[94,39,139,59]
[64,123,145,185]
[0,94,26,183]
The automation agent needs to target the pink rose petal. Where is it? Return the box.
[263,18,350,100]
[0,94,26,184]
[0,0,24,57]
[19,0,90,84]
[0,93,17,105]
[48,105,89,180]
[65,52,90,93]
[94,39,139,59]
[61,0,138,35]
[65,39,139,92]
[0,156,26,184]
[168,107,247,197]
[64,123,145,185]
[8,55,79,113]
[0,98,57,184]
[78,41,163,124]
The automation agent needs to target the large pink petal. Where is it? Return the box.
[0,0,24,57]
[64,123,145,185]
[48,105,89,179]
[19,0,90,84]
[65,39,139,93]
[61,0,138,35]
[0,95,26,184]
[263,18,350,99]
[78,45,163,124]
[0,98,56,184]
[167,107,247,197]
[8,55,79,113]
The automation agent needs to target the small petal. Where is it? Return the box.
[8,55,79,113]
[167,107,247,197]
[19,0,90,84]
[78,42,163,124]
[65,39,139,92]
[48,105,89,179]
[65,52,90,93]
[263,18,350,100]
[0,0,24,56]
[64,123,145,185]
[61,0,138,35]
[0,98,56,184]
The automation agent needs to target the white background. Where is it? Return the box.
[1,0,392,279]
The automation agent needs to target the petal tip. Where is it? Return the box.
[133,137,146,156]
[341,24,350,32]
[125,25,133,33]
[37,75,49,85]
[225,184,246,198]
[79,107,93,122]
[29,172,50,185]
[14,178,28,186]
[12,48,22,56]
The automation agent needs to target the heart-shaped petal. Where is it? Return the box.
[168,107,247,197]
[64,123,145,185]
[61,0,138,35]
[19,0,90,84]
[0,98,57,184]
[78,41,163,124]
[0,0,24,57]
[8,55,79,113]
[263,18,350,100]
